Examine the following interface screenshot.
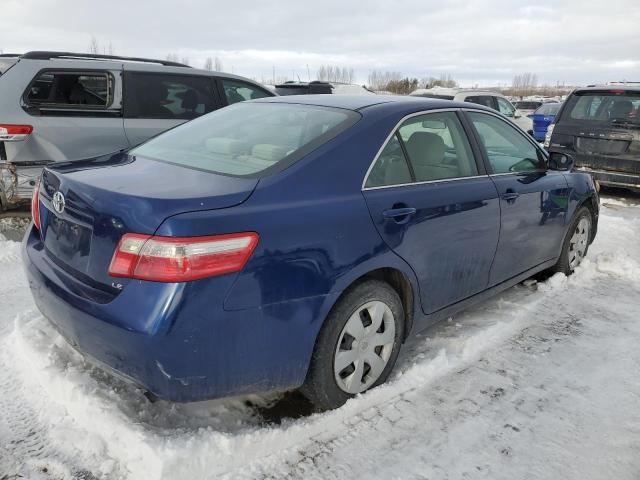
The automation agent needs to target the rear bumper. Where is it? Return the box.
[22,226,334,402]
[575,167,640,191]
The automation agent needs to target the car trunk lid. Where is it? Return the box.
[38,152,258,290]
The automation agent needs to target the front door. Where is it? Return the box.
[362,111,501,314]
[465,110,570,286]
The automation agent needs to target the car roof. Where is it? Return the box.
[573,85,640,93]
[254,94,493,113]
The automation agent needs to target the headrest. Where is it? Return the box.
[205,138,247,155]
[251,144,289,162]
[405,132,446,165]
[181,89,199,110]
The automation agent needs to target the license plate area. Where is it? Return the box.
[44,210,93,272]
[576,137,629,155]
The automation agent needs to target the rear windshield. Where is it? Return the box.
[562,91,640,126]
[534,103,561,116]
[0,58,18,75]
[131,102,359,177]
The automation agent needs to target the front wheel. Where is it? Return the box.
[552,206,592,275]
[300,280,405,411]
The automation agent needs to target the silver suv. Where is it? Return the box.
[0,51,274,211]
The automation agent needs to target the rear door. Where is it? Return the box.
[122,69,221,146]
[465,110,570,285]
[362,110,500,314]
[550,90,640,177]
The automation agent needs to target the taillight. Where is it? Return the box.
[0,124,33,141]
[31,178,41,230]
[108,232,259,282]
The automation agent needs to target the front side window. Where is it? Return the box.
[222,79,271,105]
[496,97,516,117]
[25,71,112,108]
[563,91,640,125]
[398,112,478,182]
[468,112,544,174]
[125,73,215,119]
[131,102,358,177]
[465,95,496,109]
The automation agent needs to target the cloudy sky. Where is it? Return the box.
[2,0,639,87]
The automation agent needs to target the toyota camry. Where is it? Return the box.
[23,95,598,410]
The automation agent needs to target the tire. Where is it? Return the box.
[300,279,405,411]
[552,206,592,275]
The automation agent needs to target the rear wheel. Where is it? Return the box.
[552,206,592,275]
[300,280,404,411]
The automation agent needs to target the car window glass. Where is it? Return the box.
[496,97,515,117]
[132,102,356,177]
[398,112,478,181]
[469,112,544,174]
[125,73,215,119]
[25,71,112,108]
[465,96,495,109]
[365,134,412,188]
[565,92,640,125]
[222,79,271,105]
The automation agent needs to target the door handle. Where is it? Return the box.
[383,207,416,222]
[501,190,520,203]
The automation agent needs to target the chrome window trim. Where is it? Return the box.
[363,174,488,191]
[361,107,486,191]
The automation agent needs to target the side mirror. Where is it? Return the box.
[513,109,522,119]
[548,152,574,171]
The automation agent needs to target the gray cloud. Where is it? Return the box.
[1,0,639,86]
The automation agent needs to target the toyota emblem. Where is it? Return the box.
[52,191,65,214]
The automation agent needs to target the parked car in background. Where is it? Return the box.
[409,87,533,133]
[0,51,274,211]
[274,80,375,96]
[513,100,543,117]
[546,86,640,192]
[24,95,598,411]
[529,102,561,142]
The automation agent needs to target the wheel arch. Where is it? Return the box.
[329,266,417,341]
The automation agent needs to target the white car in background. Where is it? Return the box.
[410,87,533,133]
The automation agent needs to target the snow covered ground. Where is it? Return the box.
[1,193,639,480]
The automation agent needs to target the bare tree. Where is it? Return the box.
[214,57,223,72]
[317,65,355,83]
[204,57,213,71]
[181,57,190,66]
[511,72,538,97]
[88,36,99,54]
[166,53,180,63]
[367,70,402,91]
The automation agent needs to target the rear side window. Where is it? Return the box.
[125,73,215,119]
[25,70,113,108]
[365,111,478,187]
[399,112,477,182]
[465,95,496,109]
[222,79,271,105]
[535,103,561,116]
[131,102,358,177]
[496,97,516,117]
[563,91,640,125]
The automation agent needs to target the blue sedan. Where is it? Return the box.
[23,95,598,410]
[529,102,561,141]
